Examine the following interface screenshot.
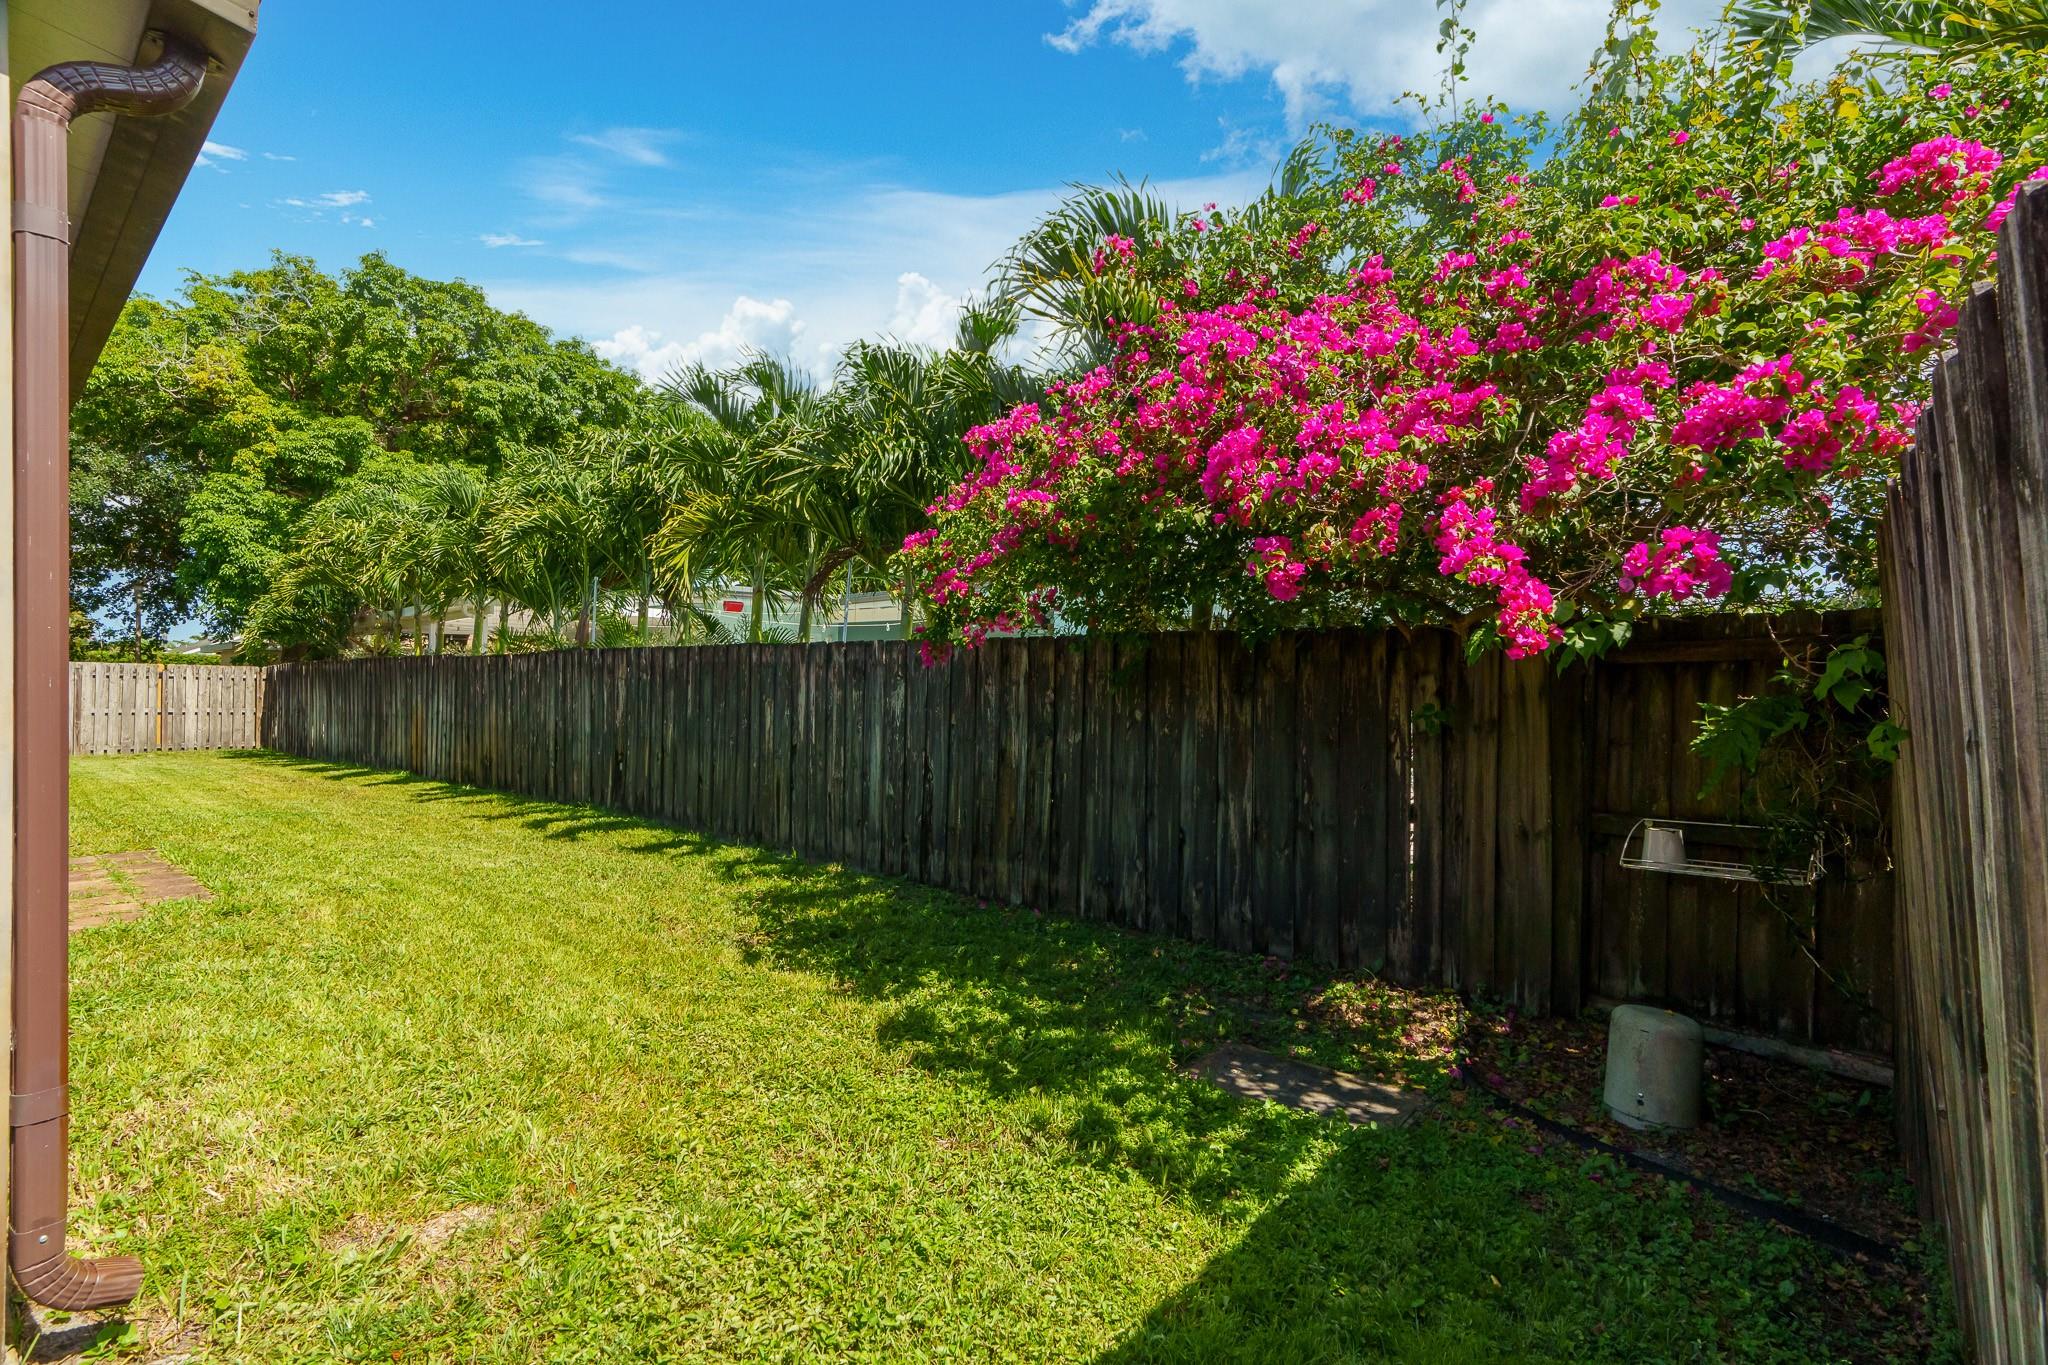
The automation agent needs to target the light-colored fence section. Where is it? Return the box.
[1881,178,2048,1362]
[69,663,265,754]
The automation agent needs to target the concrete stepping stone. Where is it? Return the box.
[1187,1041,1427,1127]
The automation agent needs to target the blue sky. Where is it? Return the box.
[139,0,1730,382]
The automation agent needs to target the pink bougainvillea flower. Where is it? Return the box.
[1876,136,2002,203]
[1247,535,1308,601]
[1985,165,2048,233]
[1903,289,1961,353]
[1618,527,1733,601]
[903,125,2023,663]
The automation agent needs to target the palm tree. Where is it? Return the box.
[404,462,488,653]
[994,180,1173,365]
[641,317,1048,647]
[650,356,823,642]
[483,447,621,647]
[1729,0,2048,55]
[408,462,497,654]
[284,458,472,654]
[817,302,1044,635]
[556,415,676,643]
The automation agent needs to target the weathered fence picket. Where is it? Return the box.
[1882,179,2048,1363]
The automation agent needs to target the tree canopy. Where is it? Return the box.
[70,251,643,651]
[68,6,2048,666]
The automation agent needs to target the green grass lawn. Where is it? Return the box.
[55,751,1936,1363]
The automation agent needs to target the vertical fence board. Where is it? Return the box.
[1111,639,1150,933]
[1021,638,1056,913]
[1082,641,1115,922]
[1500,658,1554,1014]
[1181,634,1220,949]
[1050,642,1085,918]
[1876,181,2048,1363]
[1344,634,1389,975]
[1250,636,1298,958]
[1298,633,1342,965]
[975,646,1003,899]
[1147,635,1186,938]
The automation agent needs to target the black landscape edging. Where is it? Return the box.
[1462,1080,1900,1264]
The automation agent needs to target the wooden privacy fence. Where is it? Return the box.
[262,613,1890,1052]
[69,662,265,754]
[1584,618,1893,1054]
[1881,180,2048,1362]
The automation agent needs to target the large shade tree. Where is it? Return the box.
[69,252,643,653]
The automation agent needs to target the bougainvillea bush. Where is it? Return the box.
[899,40,2048,660]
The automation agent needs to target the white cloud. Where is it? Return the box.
[284,189,370,211]
[562,246,658,272]
[486,169,1265,386]
[517,132,684,227]
[885,272,963,350]
[592,296,808,382]
[262,151,296,162]
[278,189,375,227]
[487,161,1261,394]
[568,127,682,167]
[519,159,608,217]
[198,139,248,167]
[481,232,545,248]
[1201,119,1281,168]
[1047,0,1723,123]
[591,325,688,381]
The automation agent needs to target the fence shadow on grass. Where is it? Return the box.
[228,751,1354,1215]
[236,750,720,851]
[723,856,1353,1208]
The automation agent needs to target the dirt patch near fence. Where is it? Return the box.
[1456,1008,1919,1248]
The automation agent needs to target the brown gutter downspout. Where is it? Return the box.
[10,36,206,1312]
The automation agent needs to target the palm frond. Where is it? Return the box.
[1728,0,2048,53]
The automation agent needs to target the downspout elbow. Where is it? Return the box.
[10,1239,142,1313]
[8,34,207,1313]
[17,37,208,125]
